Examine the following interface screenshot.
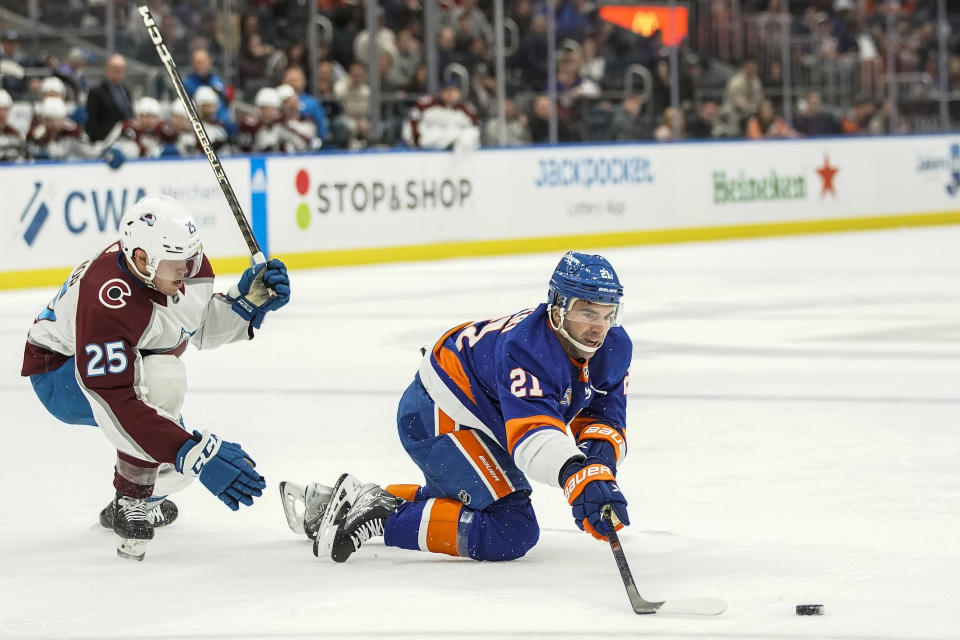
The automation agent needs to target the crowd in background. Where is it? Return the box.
[1,0,959,164]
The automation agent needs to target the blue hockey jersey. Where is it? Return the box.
[417,303,632,486]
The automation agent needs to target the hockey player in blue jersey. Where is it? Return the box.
[281,251,631,562]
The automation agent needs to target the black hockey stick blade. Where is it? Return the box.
[601,505,727,616]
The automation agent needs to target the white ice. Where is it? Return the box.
[1,226,959,639]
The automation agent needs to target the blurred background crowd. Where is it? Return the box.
[0,0,958,163]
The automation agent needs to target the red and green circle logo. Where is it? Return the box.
[295,169,311,230]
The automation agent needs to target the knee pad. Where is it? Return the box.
[466,492,540,561]
[142,355,187,419]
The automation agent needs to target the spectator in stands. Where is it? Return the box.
[354,7,399,64]
[482,97,531,146]
[194,85,233,154]
[0,88,25,162]
[85,54,134,142]
[515,13,549,90]
[334,61,372,148]
[580,37,605,89]
[793,91,840,136]
[840,94,877,134]
[56,47,94,103]
[238,33,275,97]
[610,93,652,141]
[281,66,328,141]
[384,29,423,92]
[183,48,234,135]
[402,76,480,151]
[447,0,493,44]
[1,30,26,65]
[745,98,793,138]
[687,98,720,139]
[722,56,764,129]
[528,94,581,143]
[278,83,323,151]
[653,107,685,141]
[27,96,92,160]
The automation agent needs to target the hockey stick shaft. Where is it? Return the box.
[601,505,727,616]
[138,4,265,265]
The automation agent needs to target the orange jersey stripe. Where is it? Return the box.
[505,415,566,453]
[431,321,476,403]
[451,430,514,500]
[436,407,456,435]
[425,498,463,556]
[385,484,420,501]
[435,346,476,404]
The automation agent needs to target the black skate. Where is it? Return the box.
[314,482,402,562]
[100,497,178,529]
[280,473,363,540]
[112,493,155,561]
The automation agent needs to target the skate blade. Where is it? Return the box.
[279,481,308,535]
[116,537,148,561]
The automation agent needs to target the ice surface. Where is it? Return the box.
[2,227,959,639]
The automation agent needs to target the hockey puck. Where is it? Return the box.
[796,604,824,616]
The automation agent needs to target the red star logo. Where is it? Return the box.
[816,155,839,197]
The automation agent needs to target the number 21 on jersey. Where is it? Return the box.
[510,367,543,398]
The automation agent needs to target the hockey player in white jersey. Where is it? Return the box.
[21,195,290,560]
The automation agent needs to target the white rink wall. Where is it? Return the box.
[2,135,960,289]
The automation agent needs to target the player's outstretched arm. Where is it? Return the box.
[227,259,291,329]
[561,456,629,541]
[175,430,267,510]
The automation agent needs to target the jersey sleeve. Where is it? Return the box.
[74,281,191,464]
[187,257,252,350]
[570,329,632,468]
[497,350,583,487]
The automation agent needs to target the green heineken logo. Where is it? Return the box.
[713,170,807,205]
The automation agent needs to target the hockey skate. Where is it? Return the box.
[314,481,402,562]
[99,496,178,529]
[112,493,155,561]
[280,473,363,540]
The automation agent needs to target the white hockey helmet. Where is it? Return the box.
[135,96,160,116]
[41,76,66,96]
[254,87,281,109]
[40,96,67,119]
[0,89,12,109]
[120,194,204,283]
[276,84,296,102]
[193,85,219,106]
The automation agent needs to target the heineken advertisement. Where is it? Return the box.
[713,170,807,205]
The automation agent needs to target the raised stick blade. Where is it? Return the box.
[656,597,728,616]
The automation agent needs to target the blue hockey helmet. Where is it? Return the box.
[548,251,623,308]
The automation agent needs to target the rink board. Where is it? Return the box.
[2,134,959,289]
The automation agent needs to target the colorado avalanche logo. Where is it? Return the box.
[140,212,157,226]
[185,220,197,234]
[98,278,132,309]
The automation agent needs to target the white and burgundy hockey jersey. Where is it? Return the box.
[21,243,252,464]
[0,122,24,162]
[402,95,480,150]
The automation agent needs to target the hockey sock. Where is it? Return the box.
[383,497,466,557]
[384,484,425,502]
[383,492,539,561]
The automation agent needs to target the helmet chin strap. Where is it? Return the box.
[548,305,602,355]
[126,255,160,292]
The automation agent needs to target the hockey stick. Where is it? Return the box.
[601,505,727,616]
[138,5,272,286]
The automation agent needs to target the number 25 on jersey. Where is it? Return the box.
[510,367,543,398]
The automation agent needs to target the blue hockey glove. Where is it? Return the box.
[103,146,126,170]
[175,430,266,510]
[227,259,290,329]
[561,456,629,541]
